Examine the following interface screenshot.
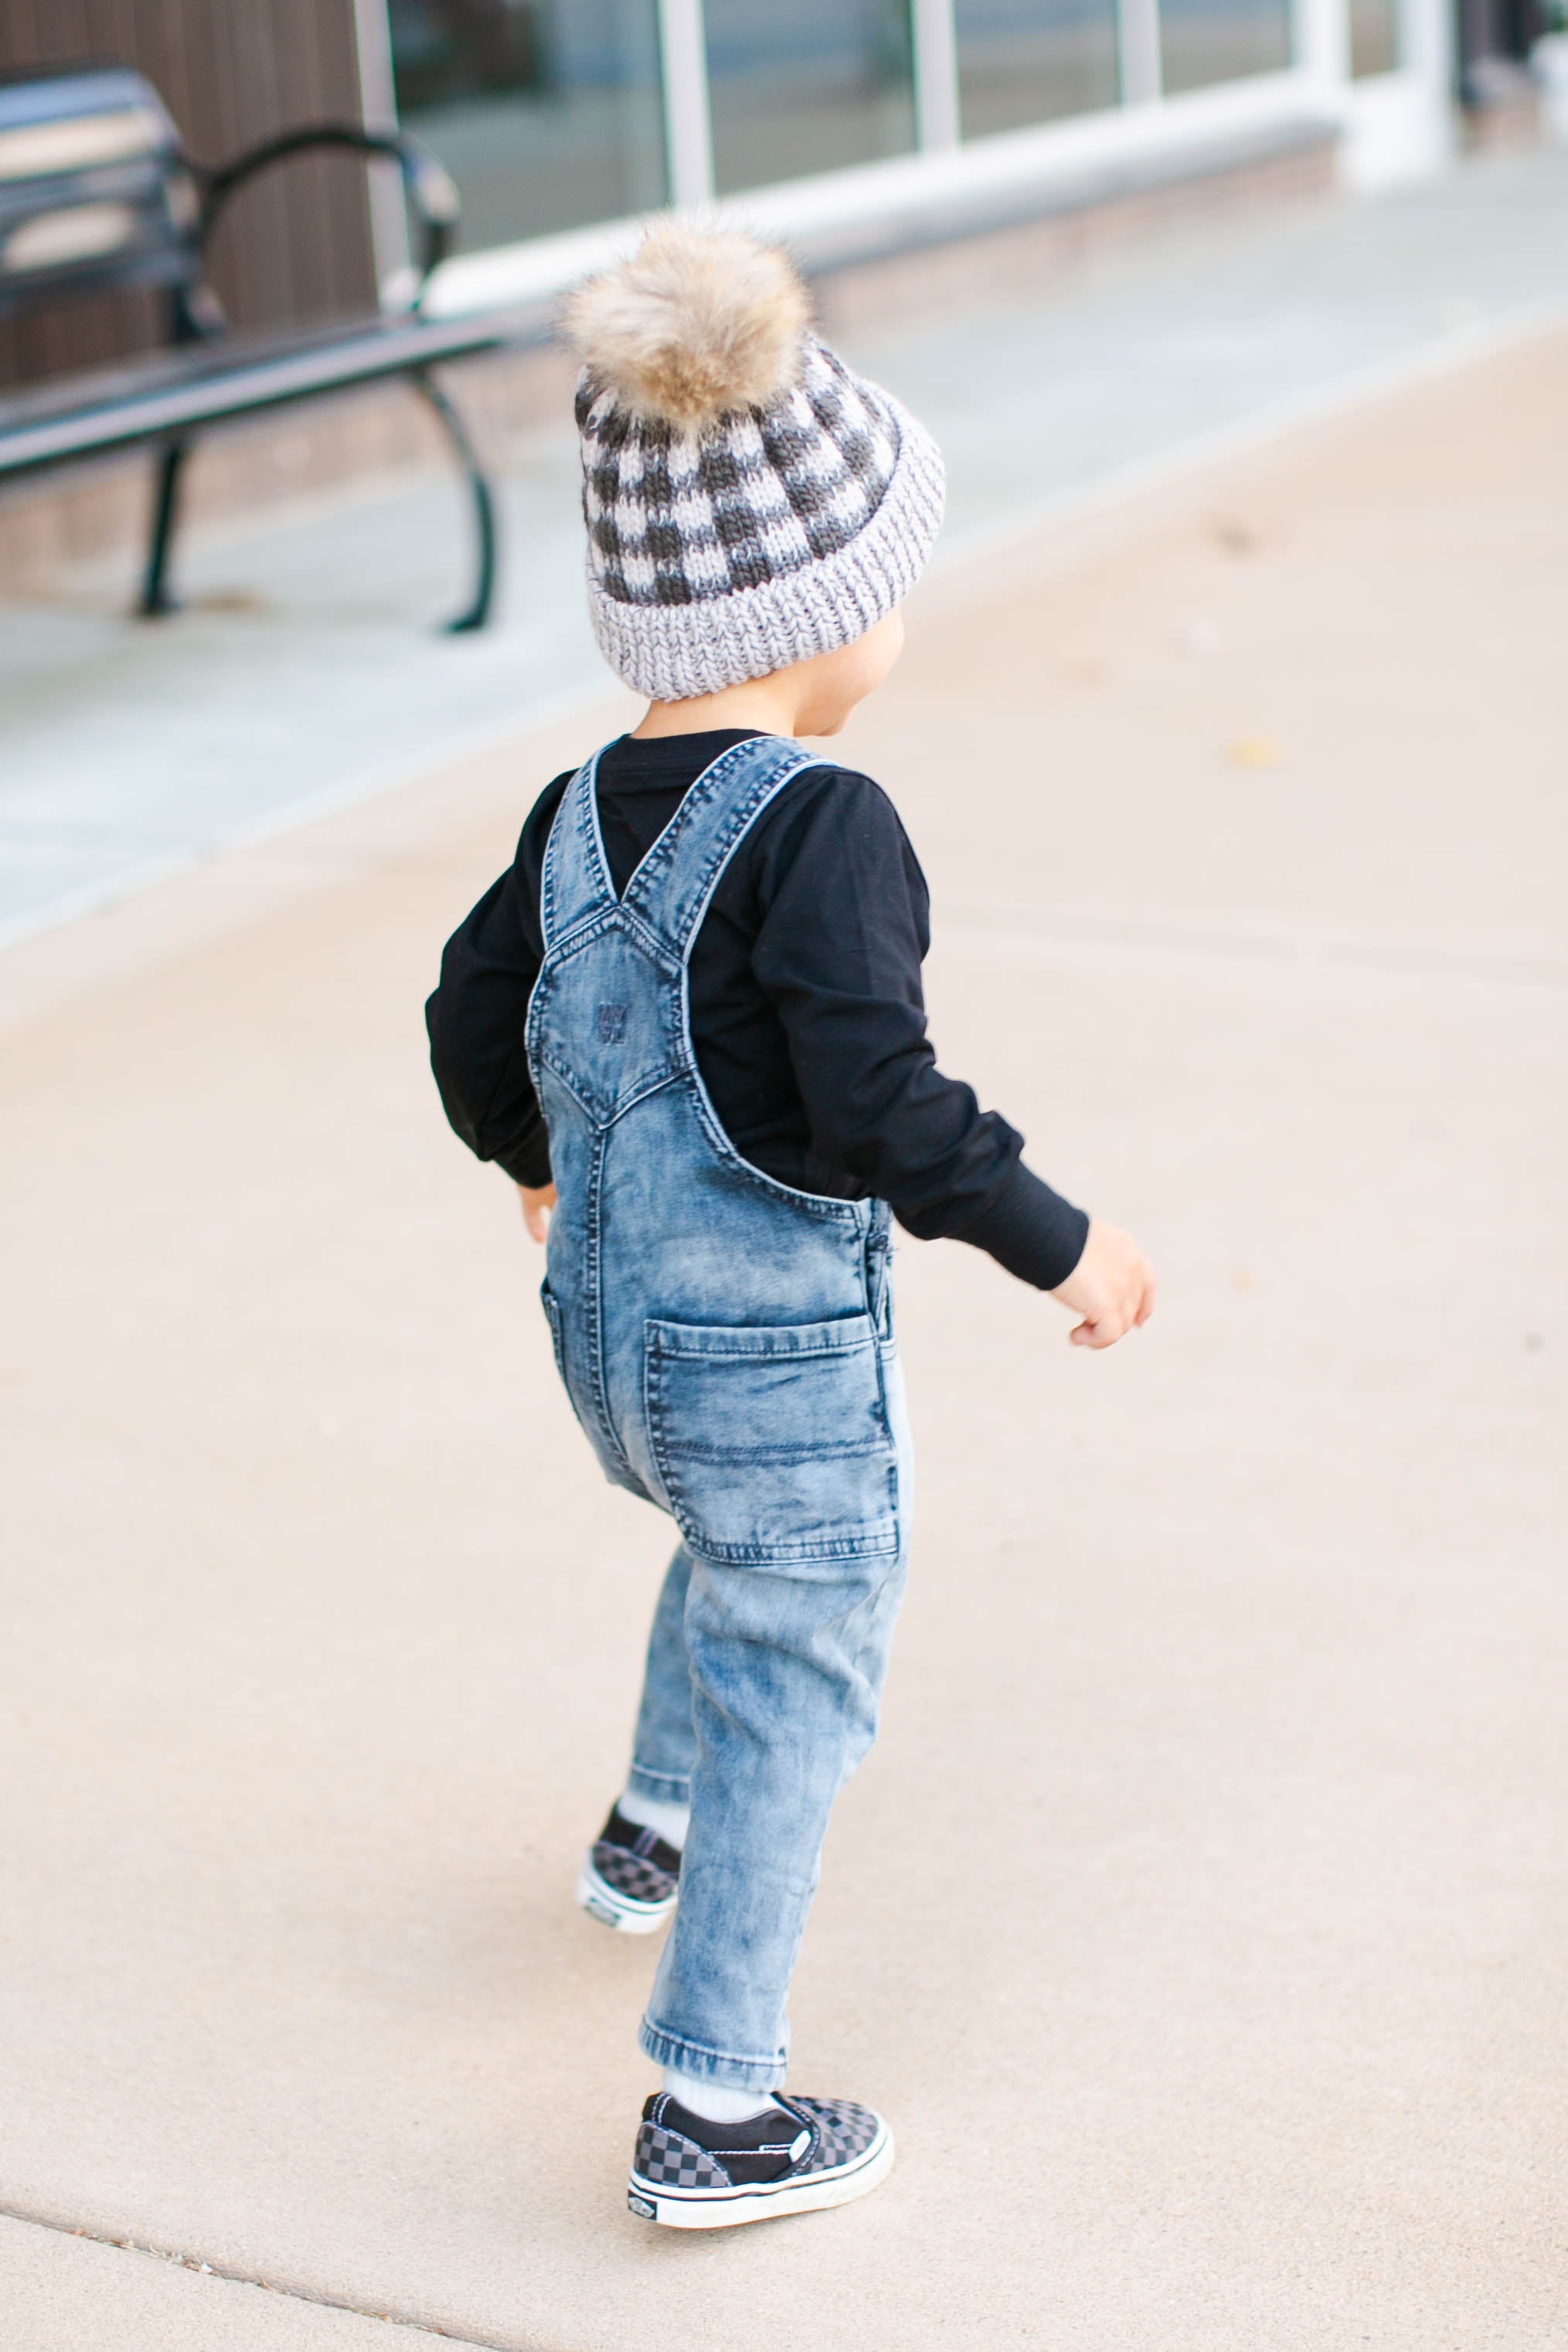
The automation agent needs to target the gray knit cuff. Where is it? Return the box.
[587,397,946,702]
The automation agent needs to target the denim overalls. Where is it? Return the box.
[527,733,913,2094]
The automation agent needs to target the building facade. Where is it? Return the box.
[362,0,1454,318]
[0,5,377,389]
[0,0,1463,567]
[0,0,1459,379]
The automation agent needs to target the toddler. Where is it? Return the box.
[427,223,1155,2229]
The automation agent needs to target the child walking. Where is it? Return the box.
[427,225,1155,2230]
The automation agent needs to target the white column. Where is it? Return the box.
[658,0,717,208]
[1403,0,1454,107]
[1117,0,1165,104]
[1296,0,1351,90]
[913,0,962,148]
[350,0,411,295]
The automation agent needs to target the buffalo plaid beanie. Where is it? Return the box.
[563,223,946,701]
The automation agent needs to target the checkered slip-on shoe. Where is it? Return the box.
[627,2090,893,2229]
[576,1806,681,1935]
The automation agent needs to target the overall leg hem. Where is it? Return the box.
[638,2017,786,2093]
[627,1764,692,1803]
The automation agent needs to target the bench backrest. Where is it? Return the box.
[0,63,199,322]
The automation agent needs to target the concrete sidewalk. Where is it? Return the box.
[2,323,1564,2350]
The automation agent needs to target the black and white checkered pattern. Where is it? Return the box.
[784,2095,880,2174]
[590,1837,678,1904]
[634,2119,732,2190]
[630,2092,883,2203]
[580,341,898,610]
[576,337,945,701]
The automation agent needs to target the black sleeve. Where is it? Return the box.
[423,781,566,1190]
[748,773,1089,1292]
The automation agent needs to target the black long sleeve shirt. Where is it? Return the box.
[426,730,1088,1290]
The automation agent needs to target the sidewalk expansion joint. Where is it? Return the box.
[0,2198,541,2352]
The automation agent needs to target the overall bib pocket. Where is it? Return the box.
[644,1313,899,1571]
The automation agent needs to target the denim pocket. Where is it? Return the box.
[540,1283,570,1387]
[645,1314,899,1571]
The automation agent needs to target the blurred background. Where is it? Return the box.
[5,0,1568,938]
[2,0,1565,934]
[1,6,1564,2351]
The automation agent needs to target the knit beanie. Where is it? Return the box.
[563,223,946,702]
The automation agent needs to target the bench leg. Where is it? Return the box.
[410,369,498,632]
[139,440,189,618]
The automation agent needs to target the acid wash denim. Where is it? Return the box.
[526,734,912,2095]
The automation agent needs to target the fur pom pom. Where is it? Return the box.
[563,223,810,432]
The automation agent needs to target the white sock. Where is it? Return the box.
[663,2068,776,2123]
[617,1788,689,1850]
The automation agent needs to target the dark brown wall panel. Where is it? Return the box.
[0,0,379,388]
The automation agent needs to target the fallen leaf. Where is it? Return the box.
[1210,516,1266,556]
[189,587,270,615]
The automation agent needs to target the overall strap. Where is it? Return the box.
[539,748,616,951]
[621,735,820,962]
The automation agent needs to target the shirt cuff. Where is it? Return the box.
[947,1159,1089,1292]
[496,1139,553,1190]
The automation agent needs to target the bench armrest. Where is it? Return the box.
[199,125,460,304]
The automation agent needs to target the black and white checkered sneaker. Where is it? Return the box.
[577,1806,680,1935]
[627,2089,893,2228]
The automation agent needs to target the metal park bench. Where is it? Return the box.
[0,62,520,630]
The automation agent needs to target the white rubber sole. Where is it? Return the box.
[576,1864,677,1936]
[628,2121,894,2229]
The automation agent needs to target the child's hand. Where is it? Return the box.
[1052,1219,1156,1350]
[517,1183,556,1244]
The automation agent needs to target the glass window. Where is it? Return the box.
[703,0,917,198]
[1159,0,1292,90]
[955,0,1121,137]
[1350,0,1400,73]
[389,0,667,247]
